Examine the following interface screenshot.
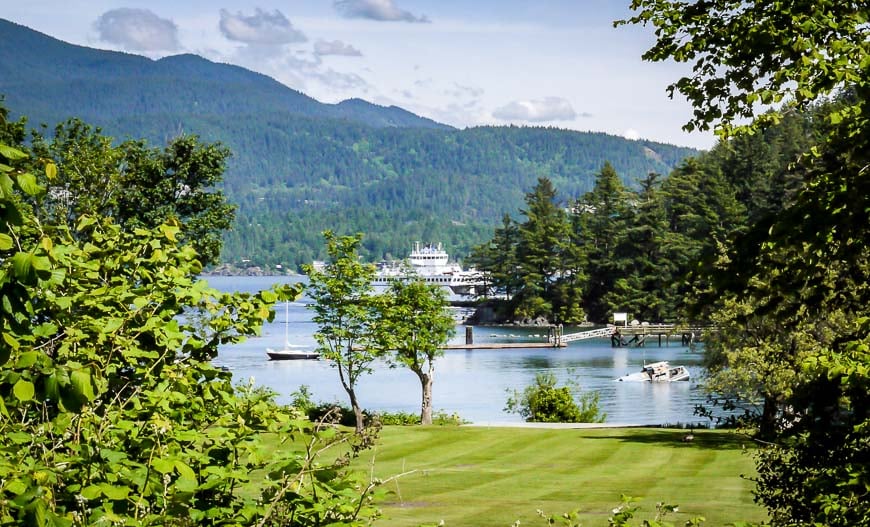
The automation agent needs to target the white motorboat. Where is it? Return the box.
[616,361,690,382]
[267,301,319,360]
[373,241,482,295]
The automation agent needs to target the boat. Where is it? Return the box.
[615,361,690,382]
[266,301,320,360]
[373,242,482,295]
[266,346,320,361]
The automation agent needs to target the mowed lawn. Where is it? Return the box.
[355,426,765,527]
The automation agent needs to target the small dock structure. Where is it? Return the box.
[446,325,566,349]
[552,323,709,347]
[445,321,711,350]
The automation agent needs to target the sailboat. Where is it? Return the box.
[266,301,320,360]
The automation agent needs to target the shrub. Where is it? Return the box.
[292,389,466,427]
[0,142,382,525]
[505,372,606,423]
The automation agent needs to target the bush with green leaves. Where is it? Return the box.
[0,141,381,525]
[291,385,464,427]
[505,372,605,423]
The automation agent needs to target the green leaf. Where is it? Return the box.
[32,323,58,339]
[0,233,12,251]
[7,432,31,444]
[174,460,197,482]
[261,290,277,303]
[11,252,36,283]
[23,499,48,526]
[13,379,35,401]
[76,215,97,231]
[0,173,13,199]
[151,458,175,474]
[0,144,27,161]
[2,331,20,350]
[44,374,60,401]
[100,484,130,500]
[45,162,58,181]
[15,172,41,196]
[160,223,179,242]
[16,351,40,368]
[4,479,28,496]
[99,449,127,464]
[103,318,123,333]
[80,485,102,500]
[70,369,95,402]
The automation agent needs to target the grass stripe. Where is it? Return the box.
[356,426,765,526]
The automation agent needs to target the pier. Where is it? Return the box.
[446,325,566,349]
[553,324,710,347]
[445,342,566,350]
[446,323,710,350]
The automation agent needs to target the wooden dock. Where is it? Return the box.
[555,324,712,347]
[449,324,712,350]
[445,341,566,350]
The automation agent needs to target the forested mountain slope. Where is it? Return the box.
[0,18,698,269]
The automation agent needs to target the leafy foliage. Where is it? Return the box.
[16,117,235,266]
[0,141,381,525]
[378,277,455,425]
[623,0,870,525]
[504,373,605,423]
[302,232,383,433]
[617,0,867,135]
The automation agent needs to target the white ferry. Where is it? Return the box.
[373,242,482,295]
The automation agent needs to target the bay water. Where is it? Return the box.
[207,275,710,425]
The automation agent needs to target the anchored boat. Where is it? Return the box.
[266,346,320,361]
[615,361,690,382]
[266,301,320,360]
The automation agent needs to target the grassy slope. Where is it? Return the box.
[356,427,765,527]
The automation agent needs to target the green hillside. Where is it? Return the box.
[0,18,698,269]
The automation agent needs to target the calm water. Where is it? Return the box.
[206,275,710,425]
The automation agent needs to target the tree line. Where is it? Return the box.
[469,103,814,325]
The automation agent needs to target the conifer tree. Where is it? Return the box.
[514,178,572,321]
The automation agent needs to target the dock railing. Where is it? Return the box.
[551,323,715,347]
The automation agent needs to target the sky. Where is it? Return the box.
[2,0,717,149]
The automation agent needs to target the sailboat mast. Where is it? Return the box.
[284,300,289,345]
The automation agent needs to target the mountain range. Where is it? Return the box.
[0,18,699,269]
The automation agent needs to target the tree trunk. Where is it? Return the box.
[418,371,434,425]
[759,394,778,440]
[346,387,365,434]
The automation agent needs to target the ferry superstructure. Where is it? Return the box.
[373,242,481,295]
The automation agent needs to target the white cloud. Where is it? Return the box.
[314,39,363,57]
[267,53,370,95]
[492,97,581,122]
[333,0,430,23]
[219,9,307,45]
[445,83,484,99]
[623,128,640,140]
[94,8,180,52]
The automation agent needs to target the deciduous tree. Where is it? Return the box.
[29,118,235,266]
[0,142,380,526]
[379,277,455,425]
[622,1,869,524]
[303,231,382,433]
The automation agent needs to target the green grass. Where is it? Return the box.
[354,426,765,527]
